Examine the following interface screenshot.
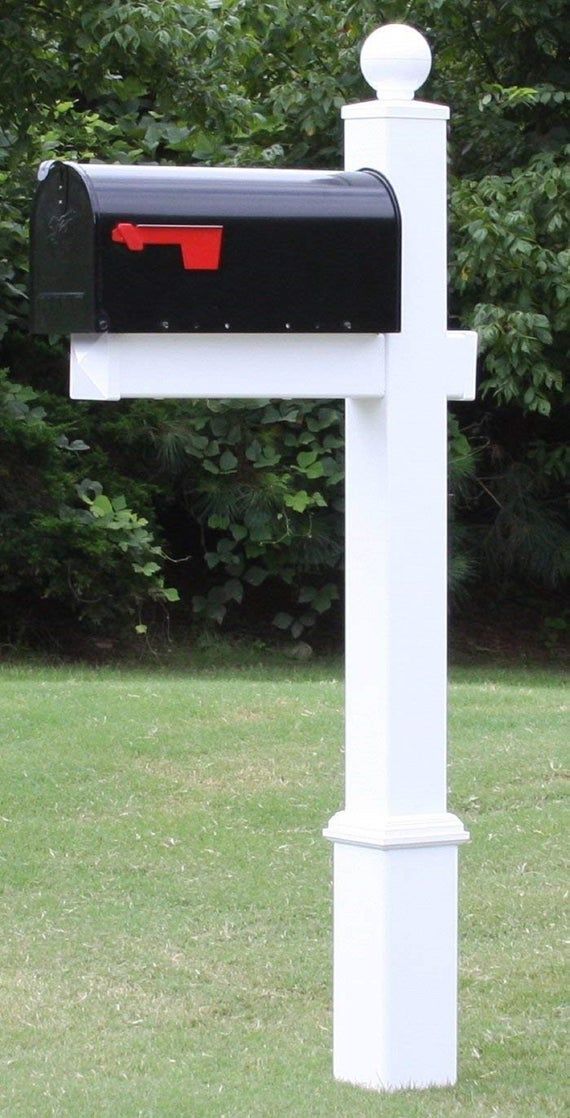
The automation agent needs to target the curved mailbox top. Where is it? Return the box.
[30,161,401,335]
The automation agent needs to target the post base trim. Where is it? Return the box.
[323,809,469,849]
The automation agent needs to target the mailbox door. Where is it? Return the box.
[30,163,95,334]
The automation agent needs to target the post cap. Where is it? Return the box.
[360,24,432,101]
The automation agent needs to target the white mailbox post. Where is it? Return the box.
[322,24,476,1091]
[41,22,477,1095]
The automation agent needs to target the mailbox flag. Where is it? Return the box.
[111,223,223,270]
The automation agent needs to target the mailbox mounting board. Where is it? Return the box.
[30,163,400,335]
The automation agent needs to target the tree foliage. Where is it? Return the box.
[0,369,178,644]
[150,397,344,637]
[0,0,568,644]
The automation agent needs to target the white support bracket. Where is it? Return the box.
[444,330,478,402]
[70,332,386,401]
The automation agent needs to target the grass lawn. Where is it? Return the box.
[0,652,566,1117]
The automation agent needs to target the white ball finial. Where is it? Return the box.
[360,24,432,101]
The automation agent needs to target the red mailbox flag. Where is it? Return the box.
[111,223,223,270]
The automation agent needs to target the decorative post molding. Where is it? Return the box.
[323,25,477,1091]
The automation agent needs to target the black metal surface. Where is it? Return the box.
[30,162,401,334]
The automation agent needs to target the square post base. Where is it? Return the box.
[327,823,466,1091]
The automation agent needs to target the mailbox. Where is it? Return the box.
[30,162,400,335]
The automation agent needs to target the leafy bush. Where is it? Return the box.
[452,150,569,417]
[0,370,178,645]
[147,398,343,638]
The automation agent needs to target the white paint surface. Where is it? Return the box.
[332,842,461,1090]
[360,24,432,101]
[70,332,386,401]
[324,24,476,1092]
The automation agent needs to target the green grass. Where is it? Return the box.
[0,654,566,1116]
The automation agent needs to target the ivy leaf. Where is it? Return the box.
[304,461,325,479]
[246,439,262,461]
[312,585,339,612]
[219,449,238,472]
[253,448,281,468]
[208,604,226,624]
[273,611,293,630]
[244,566,268,585]
[260,405,281,423]
[284,490,311,513]
[210,416,229,437]
[297,450,318,469]
[162,587,180,602]
[298,586,315,604]
[209,513,230,530]
[133,561,161,577]
[90,494,113,517]
[224,577,243,603]
[299,612,316,629]
[231,524,248,541]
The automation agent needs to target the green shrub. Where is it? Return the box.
[0,370,178,644]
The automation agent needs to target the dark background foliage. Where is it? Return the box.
[0,0,568,652]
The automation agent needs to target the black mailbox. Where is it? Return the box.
[30,162,400,335]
